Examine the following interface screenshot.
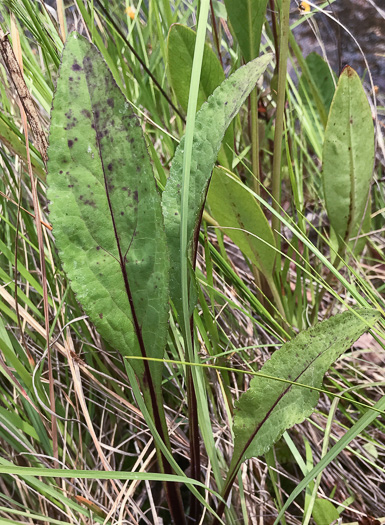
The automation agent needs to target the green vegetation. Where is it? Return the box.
[0,1,384,524]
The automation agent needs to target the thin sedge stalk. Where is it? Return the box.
[271,0,290,251]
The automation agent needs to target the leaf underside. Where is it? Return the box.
[208,167,276,277]
[47,33,169,391]
[162,53,272,315]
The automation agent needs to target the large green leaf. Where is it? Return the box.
[232,309,379,462]
[167,23,225,114]
[207,167,276,277]
[162,53,272,315]
[213,309,380,523]
[47,33,169,393]
[322,66,374,250]
[300,52,336,116]
[167,23,233,167]
[224,0,269,62]
[298,52,336,147]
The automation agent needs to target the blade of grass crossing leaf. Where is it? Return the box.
[221,170,373,309]
[213,308,380,523]
[162,53,272,319]
[167,23,233,167]
[179,0,210,345]
[178,4,211,520]
[47,32,185,523]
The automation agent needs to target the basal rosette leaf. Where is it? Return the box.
[47,33,169,392]
[232,309,380,464]
[322,66,374,251]
[167,23,233,168]
[212,308,380,524]
[224,0,269,63]
[208,167,276,277]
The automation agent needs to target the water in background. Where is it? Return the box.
[291,0,385,91]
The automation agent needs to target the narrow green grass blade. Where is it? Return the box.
[273,393,385,524]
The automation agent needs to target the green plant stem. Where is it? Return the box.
[310,245,346,324]
[271,0,291,252]
[264,272,287,323]
[251,88,260,196]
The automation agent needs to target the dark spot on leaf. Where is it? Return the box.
[69,77,73,81]
[99,313,103,319]
[59,170,63,174]
[121,212,124,216]
[175,212,178,216]
[75,137,78,141]
[107,98,114,108]
[136,166,140,172]
[122,187,128,191]
[129,138,134,144]
[108,163,113,171]
[68,184,74,188]
[81,109,91,119]
[84,200,96,207]
[68,140,74,148]
[133,190,138,202]
[79,195,83,200]
[72,62,82,71]
[95,110,100,120]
